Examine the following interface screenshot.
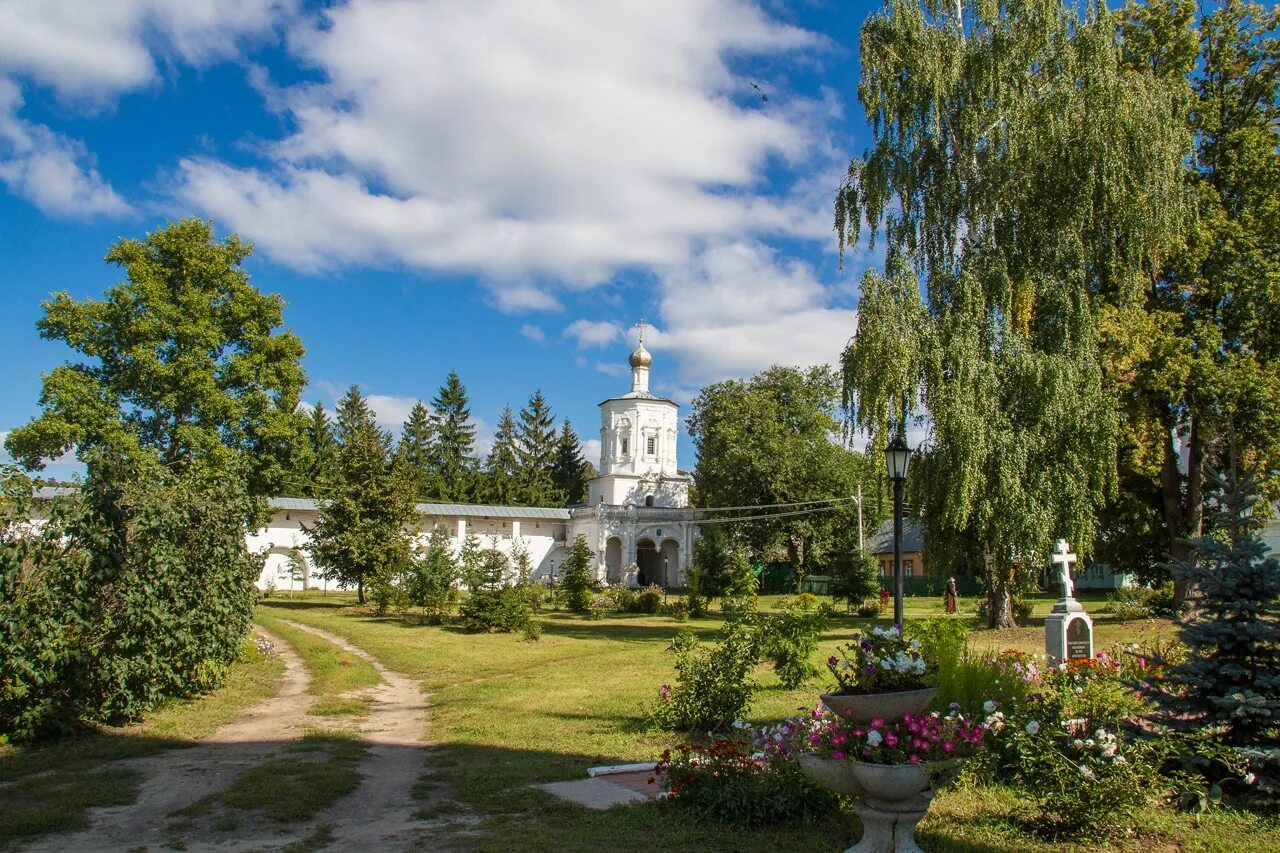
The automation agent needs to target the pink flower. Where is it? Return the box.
[852,728,865,737]
[831,751,846,760]
[942,741,956,753]
[884,733,899,748]
[1138,657,1147,668]
[908,754,921,764]
[809,735,821,745]
[870,717,886,729]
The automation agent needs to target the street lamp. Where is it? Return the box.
[884,433,912,627]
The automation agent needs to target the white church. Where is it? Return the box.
[249,329,703,592]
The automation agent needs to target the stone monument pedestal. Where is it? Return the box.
[1045,598,1093,661]
[847,792,934,853]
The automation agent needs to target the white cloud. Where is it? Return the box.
[565,319,621,349]
[0,0,293,217]
[174,0,831,288]
[595,362,628,377]
[581,438,601,467]
[366,394,421,431]
[0,80,131,217]
[492,284,561,314]
[519,324,546,343]
[651,240,854,384]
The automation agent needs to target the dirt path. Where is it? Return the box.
[21,622,435,852]
[23,626,316,853]
[279,620,432,850]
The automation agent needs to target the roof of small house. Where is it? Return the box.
[869,519,924,555]
[267,496,571,521]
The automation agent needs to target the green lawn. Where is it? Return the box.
[256,592,1277,851]
[0,636,285,842]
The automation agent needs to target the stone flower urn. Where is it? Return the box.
[799,757,934,853]
[819,687,937,724]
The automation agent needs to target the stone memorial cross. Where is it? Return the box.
[1051,539,1077,600]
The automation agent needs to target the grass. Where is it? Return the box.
[255,591,1280,851]
[176,731,367,824]
[0,767,141,842]
[0,636,284,841]
[254,610,380,716]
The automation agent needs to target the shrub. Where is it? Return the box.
[649,621,759,732]
[405,525,458,622]
[632,584,664,614]
[653,735,836,826]
[559,535,596,613]
[666,599,690,622]
[856,600,883,618]
[588,595,612,620]
[781,592,819,612]
[1,454,260,740]
[521,620,542,643]
[759,609,828,689]
[830,549,881,611]
[458,551,531,633]
[1104,582,1180,620]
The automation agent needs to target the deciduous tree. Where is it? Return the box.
[5,219,306,496]
[837,0,1191,626]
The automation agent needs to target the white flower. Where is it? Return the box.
[1072,739,1084,749]
[1080,766,1097,780]
[1112,756,1126,766]
[1058,662,1068,671]
[732,719,748,729]
[983,701,998,714]
[867,730,883,747]
[841,660,853,671]
[1084,739,1095,748]
[910,639,920,651]
[1025,720,1041,736]
[1100,744,1117,759]
[1094,729,1107,740]
[1244,772,1257,785]
[880,658,893,670]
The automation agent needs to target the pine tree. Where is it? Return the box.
[405,525,458,622]
[483,407,520,505]
[1154,467,1280,754]
[515,389,559,505]
[551,419,590,505]
[398,401,438,500]
[306,386,416,607]
[560,534,596,613]
[430,371,478,502]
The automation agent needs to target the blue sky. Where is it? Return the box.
[0,0,883,482]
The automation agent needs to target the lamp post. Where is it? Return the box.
[884,434,912,627]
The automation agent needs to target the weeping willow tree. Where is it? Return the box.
[839,0,1192,626]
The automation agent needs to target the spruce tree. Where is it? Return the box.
[1153,466,1280,793]
[484,407,521,505]
[560,534,596,613]
[288,401,337,496]
[515,389,559,505]
[306,386,416,606]
[430,371,477,502]
[551,419,590,505]
[398,401,438,500]
[405,525,458,622]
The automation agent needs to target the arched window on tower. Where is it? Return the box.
[645,495,655,507]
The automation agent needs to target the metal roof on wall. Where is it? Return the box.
[267,496,570,521]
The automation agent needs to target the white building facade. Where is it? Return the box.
[250,331,701,592]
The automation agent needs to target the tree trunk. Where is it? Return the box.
[982,545,1017,629]
[1160,412,1204,608]
[357,577,365,605]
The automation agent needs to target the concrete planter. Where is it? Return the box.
[819,688,937,724]
[850,761,931,805]
[798,757,936,853]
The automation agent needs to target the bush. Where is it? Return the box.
[648,621,759,732]
[559,535,596,613]
[759,609,828,689]
[654,735,836,826]
[830,549,881,611]
[521,620,542,643]
[856,600,883,618]
[588,595,612,620]
[1104,582,1180,620]
[458,550,531,632]
[780,592,819,612]
[666,599,690,622]
[1,454,260,740]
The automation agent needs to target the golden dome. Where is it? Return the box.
[629,342,652,369]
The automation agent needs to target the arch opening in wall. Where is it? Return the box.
[263,547,310,592]
[605,537,623,584]
[659,538,680,587]
[636,538,659,586]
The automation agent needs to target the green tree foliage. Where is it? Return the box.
[4,219,307,496]
[405,525,458,622]
[483,407,521,505]
[559,534,596,613]
[290,402,338,497]
[551,419,591,505]
[1103,0,1280,599]
[305,386,416,607]
[837,0,1192,627]
[398,401,439,501]
[689,366,868,573]
[515,389,559,505]
[1152,468,1280,779]
[830,550,882,611]
[0,454,260,740]
[458,548,530,632]
[430,371,478,501]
